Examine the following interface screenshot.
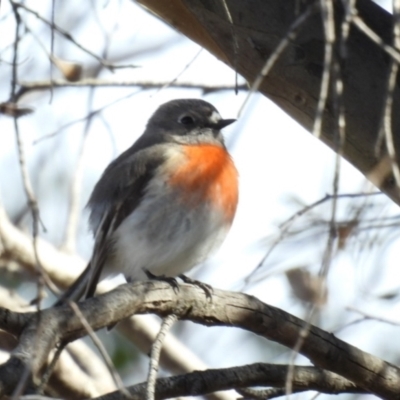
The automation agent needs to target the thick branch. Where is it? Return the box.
[0,282,399,398]
[0,206,85,288]
[0,288,117,399]
[94,363,364,400]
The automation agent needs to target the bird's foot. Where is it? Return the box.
[178,274,213,300]
[145,269,179,293]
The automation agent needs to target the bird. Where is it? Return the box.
[58,98,239,304]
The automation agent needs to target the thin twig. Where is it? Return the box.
[347,306,400,326]
[313,0,335,138]
[49,0,55,102]
[220,0,239,93]
[287,20,345,394]
[153,48,203,96]
[61,24,118,253]
[10,1,137,73]
[29,78,243,146]
[381,0,400,189]
[38,342,67,393]
[62,88,96,253]
[68,301,131,398]
[12,90,57,300]
[340,0,356,58]
[287,4,344,395]
[280,191,381,230]
[244,191,381,286]
[16,78,246,100]
[319,25,347,280]
[285,305,317,397]
[9,0,59,302]
[11,364,32,400]
[33,89,141,144]
[146,314,178,400]
[351,10,400,65]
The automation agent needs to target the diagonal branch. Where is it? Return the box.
[93,363,364,400]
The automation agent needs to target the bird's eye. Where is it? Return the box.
[178,115,195,125]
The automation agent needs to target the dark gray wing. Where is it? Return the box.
[55,144,166,305]
[88,145,166,234]
[84,145,166,298]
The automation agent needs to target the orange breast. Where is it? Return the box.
[168,145,238,221]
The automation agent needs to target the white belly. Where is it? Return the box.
[104,188,230,281]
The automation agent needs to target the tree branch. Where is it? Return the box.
[0,282,399,398]
[93,363,364,400]
[15,79,247,101]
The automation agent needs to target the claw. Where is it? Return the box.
[145,269,180,293]
[179,274,213,300]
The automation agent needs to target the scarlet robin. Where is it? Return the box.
[59,99,238,302]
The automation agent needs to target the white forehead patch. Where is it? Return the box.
[209,110,221,123]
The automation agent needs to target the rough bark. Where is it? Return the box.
[94,363,363,400]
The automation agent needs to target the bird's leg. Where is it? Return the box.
[178,274,213,300]
[145,269,179,293]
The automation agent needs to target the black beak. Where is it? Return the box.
[214,118,236,130]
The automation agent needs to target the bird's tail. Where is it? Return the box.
[54,261,93,306]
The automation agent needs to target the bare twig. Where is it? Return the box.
[152,48,203,95]
[16,78,247,100]
[67,301,130,398]
[313,0,335,138]
[285,305,317,397]
[9,1,59,307]
[220,0,239,93]
[244,191,381,286]
[347,306,400,326]
[49,0,55,102]
[318,0,348,282]
[9,1,138,73]
[60,130,89,254]
[60,4,120,246]
[280,192,381,230]
[380,0,400,190]
[62,89,97,253]
[38,343,66,393]
[33,89,141,144]
[351,10,400,65]
[146,314,178,400]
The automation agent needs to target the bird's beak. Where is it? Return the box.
[214,118,236,130]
